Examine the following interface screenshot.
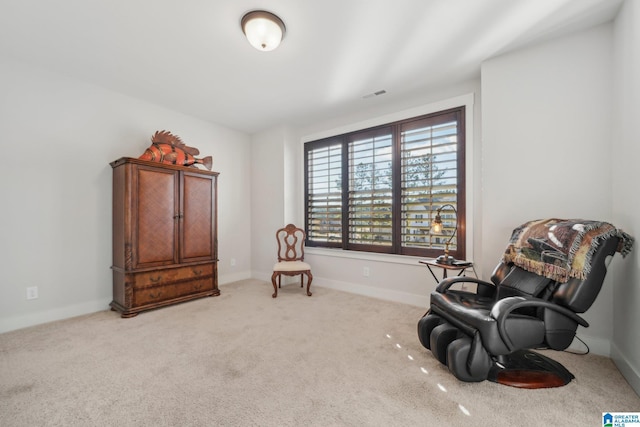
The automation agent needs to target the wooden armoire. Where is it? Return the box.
[110,157,219,317]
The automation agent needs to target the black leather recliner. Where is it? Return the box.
[418,221,631,388]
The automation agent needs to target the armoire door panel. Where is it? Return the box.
[135,167,179,267]
[181,172,214,261]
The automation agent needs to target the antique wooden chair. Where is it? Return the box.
[271,224,313,298]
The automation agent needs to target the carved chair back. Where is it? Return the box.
[276,224,306,262]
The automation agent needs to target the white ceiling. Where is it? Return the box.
[0,0,622,134]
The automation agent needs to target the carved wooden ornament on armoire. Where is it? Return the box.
[110,157,219,317]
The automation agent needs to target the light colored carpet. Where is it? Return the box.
[1,279,638,426]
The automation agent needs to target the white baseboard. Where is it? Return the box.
[313,277,429,308]
[219,271,252,285]
[250,270,429,308]
[569,333,611,356]
[0,271,254,335]
[252,271,273,283]
[611,342,640,396]
[0,298,112,334]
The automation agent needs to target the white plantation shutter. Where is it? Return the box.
[400,111,462,255]
[348,128,393,250]
[305,141,343,245]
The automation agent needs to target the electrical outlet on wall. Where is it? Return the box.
[26,286,38,300]
[230,258,236,266]
[363,267,370,277]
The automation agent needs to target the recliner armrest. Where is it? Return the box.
[436,276,496,296]
[490,296,589,351]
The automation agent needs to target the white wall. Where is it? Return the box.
[611,0,640,395]
[250,126,287,282]
[0,56,252,333]
[481,25,615,355]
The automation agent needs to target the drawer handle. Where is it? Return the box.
[149,291,162,299]
[194,284,203,291]
[150,276,162,283]
[193,269,202,276]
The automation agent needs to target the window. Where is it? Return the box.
[305,106,466,259]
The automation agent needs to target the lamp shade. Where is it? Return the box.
[241,10,286,51]
[431,204,458,264]
[431,216,443,234]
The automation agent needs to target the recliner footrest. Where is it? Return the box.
[417,313,442,350]
[446,332,492,382]
[429,322,461,365]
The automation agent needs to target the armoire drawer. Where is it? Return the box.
[132,264,214,288]
[134,277,214,306]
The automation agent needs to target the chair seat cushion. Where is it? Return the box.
[431,291,494,336]
[273,261,311,272]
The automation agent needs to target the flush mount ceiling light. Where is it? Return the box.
[241,10,286,52]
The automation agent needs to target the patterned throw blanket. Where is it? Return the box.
[502,219,634,283]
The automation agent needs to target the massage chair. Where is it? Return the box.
[418,222,627,388]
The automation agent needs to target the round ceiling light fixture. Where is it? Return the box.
[241,10,286,52]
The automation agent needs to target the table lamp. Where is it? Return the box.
[431,204,457,265]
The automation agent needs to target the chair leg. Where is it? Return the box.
[271,272,279,298]
[305,271,313,296]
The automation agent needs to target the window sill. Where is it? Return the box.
[305,246,429,266]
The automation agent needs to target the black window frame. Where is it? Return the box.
[304,106,466,260]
